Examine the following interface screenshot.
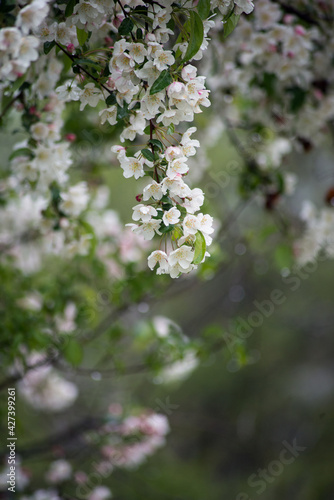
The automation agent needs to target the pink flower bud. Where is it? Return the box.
[113,15,124,29]
[313,89,323,100]
[108,403,123,415]
[74,471,88,484]
[107,77,116,90]
[136,194,143,202]
[283,14,294,24]
[65,133,76,142]
[66,43,75,53]
[295,25,306,36]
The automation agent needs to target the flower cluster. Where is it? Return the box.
[295,201,334,265]
[17,352,78,412]
[0,0,49,82]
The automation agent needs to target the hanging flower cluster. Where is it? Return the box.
[0,0,254,278]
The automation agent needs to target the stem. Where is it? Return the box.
[54,42,113,95]
[0,92,22,122]
[271,0,321,27]
[150,119,159,181]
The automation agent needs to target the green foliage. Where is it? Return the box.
[197,0,211,20]
[183,11,204,62]
[223,13,240,38]
[43,41,56,54]
[150,70,173,95]
[141,148,155,162]
[118,17,134,36]
[106,93,117,106]
[193,230,206,265]
[62,338,83,366]
[65,0,78,17]
[76,27,89,46]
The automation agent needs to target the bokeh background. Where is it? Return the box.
[2,100,334,500]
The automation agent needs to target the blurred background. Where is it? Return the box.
[2,107,334,500]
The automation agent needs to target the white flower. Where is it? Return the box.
[181,64,197,82]
[169,262,195,278]
[161,177,192,198]
[183,215,199,237]
[120,157,145,179]
[167,82,186,100]
[30,122,49,141]
[165,146,183,162]
[143,180,163,201]
[56,82,82,102]
[111,145,126,160]
[89,486,112,500]
[129,42,147,63]
[182,188,204,213]
[46,460,72,484]
[16,0,49,35]
[166,157,189,179]
[116,52,135,72]
[79,83,103,110]
[163,207,180,226]
[152,6,172,29]
[168,245,194,269]
[197,213,214,235]
[181,127,200,157]
[128,220,161,240]
[16,36,39,63]
[0,27,21,53]
[99,106,117,125]
[141,90,165,117]
[148,250,169,273]
[132,204,157,222]
[60,182,90,217]
[73,1,100,25]
[234,0,254,15]
[153,49,175,71]
[135,61,161,86]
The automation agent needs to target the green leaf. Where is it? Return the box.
[0,0,16,13]
[43,41,56,55]
[223,13,240,38]
[160,224,175,234]
[197,0,211,20]
[183,11,204,62]
[10,74,27,94]
[289,87,307,113]
[79,219,97,257]
[118,17,134,36]
[65,0,77,16]
[167,123,175,135]
[261,72,277,98]
[62,338,83,366]
[9,148,33,161]
[106,93,117,106]
[117,103,129,120]
[193,230,206,265]
[176,204,187,218]
[76,27,89,46]
[148,139,164,151]
[172,226,183,240]
[274,244,293,269]
[74,58,101,70]
[141,149,155,162]
[150,70,173,95]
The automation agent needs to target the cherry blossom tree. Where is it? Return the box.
[1,0,334,498]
